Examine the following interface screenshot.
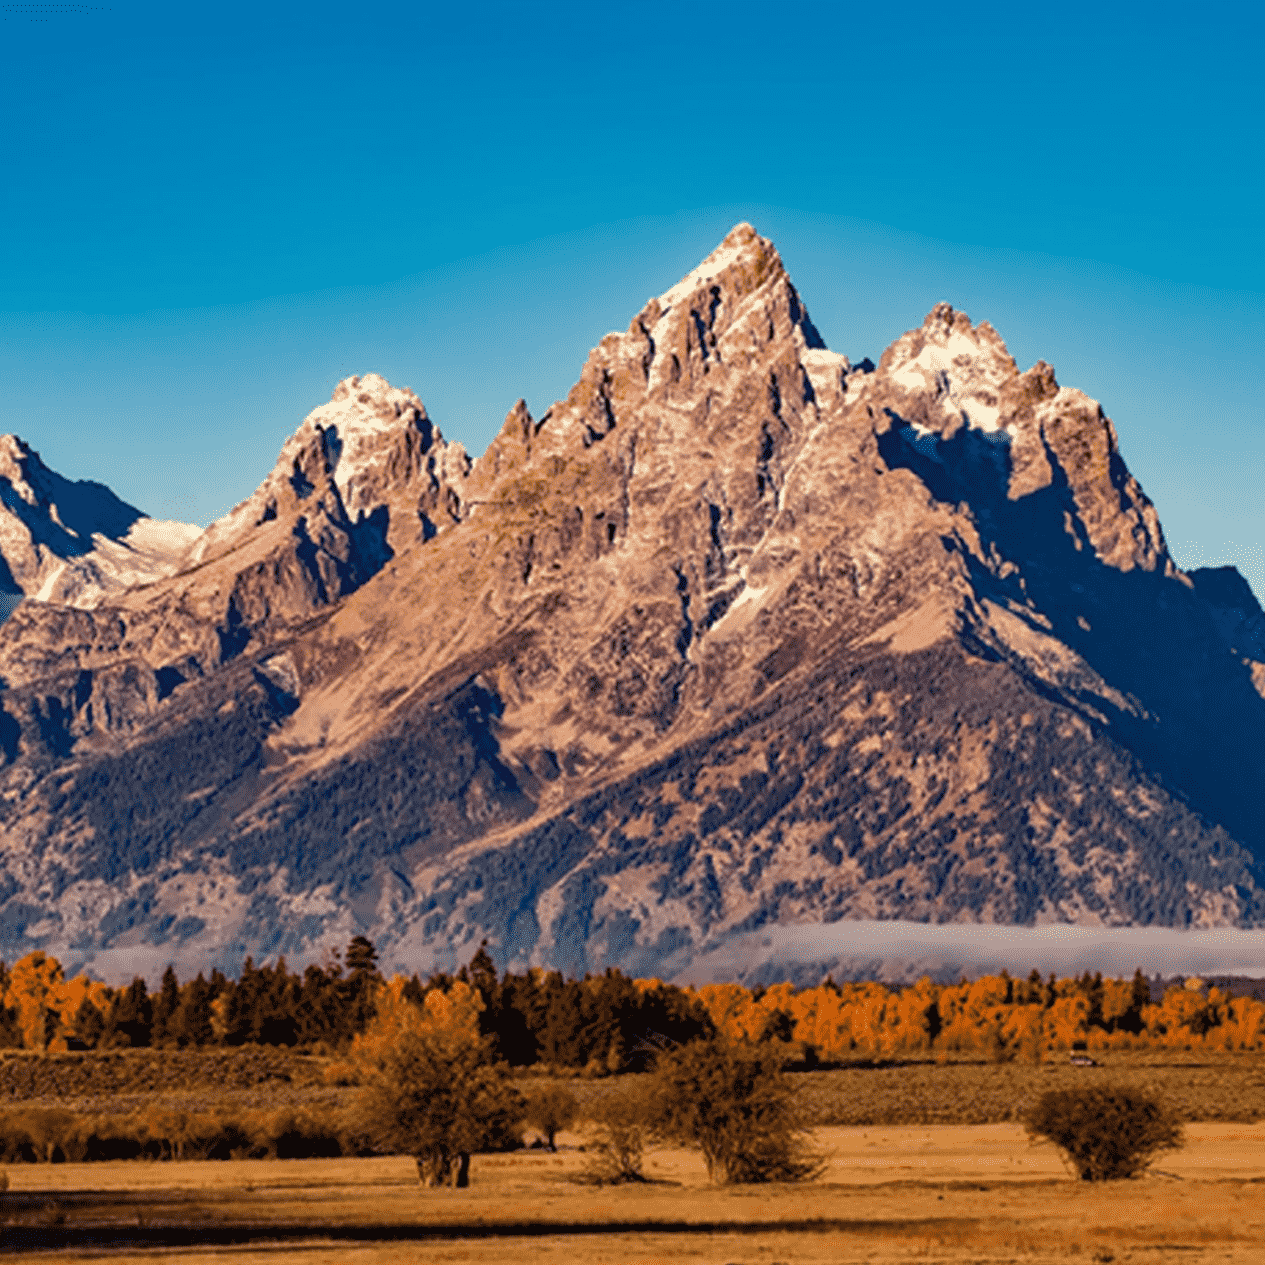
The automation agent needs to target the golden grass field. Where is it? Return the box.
[3,1119,1264,1264]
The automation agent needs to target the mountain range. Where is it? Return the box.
[1,223,1263,984]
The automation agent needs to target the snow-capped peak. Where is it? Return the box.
[885,303,1017,434]
[658,222,770,308]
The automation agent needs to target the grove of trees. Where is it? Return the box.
[1,941,1262,1062]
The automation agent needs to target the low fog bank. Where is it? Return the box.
[672,921,1265,989]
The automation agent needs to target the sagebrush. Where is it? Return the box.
[1024,1086,1184,1180]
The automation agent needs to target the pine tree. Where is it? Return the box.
[70,996,107,1049]
[465,943,497,1001]
[170,974,214,1047]
[344,937,381,1038]
[224,957,261,1045]
[345,936,378,976]
[296,963,344,1047]
[0,963,18,1049]
[103,977,153,1048]
[151,966,180,1046]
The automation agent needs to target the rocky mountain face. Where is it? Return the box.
[1,224,1263,982]
[0,436,200,614]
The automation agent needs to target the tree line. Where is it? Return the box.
[1,942,1262,1061]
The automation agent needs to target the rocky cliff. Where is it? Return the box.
[1,224,1262,981]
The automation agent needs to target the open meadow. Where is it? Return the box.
[1,1120,1264,1263]
[0,1048,1263,1261]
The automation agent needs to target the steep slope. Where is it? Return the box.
[0,225,1262,981]
[0,435,200,612]
[0,374,468,737]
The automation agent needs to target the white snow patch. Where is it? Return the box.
[34,561,66,602]
[659,242,748,307]
[800,348,850,398]
[891,330,1005,431]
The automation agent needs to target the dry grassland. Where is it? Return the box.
[4,1121,1264,1264]
[790,1052,1265,1125]
[5,1049,1263,1127]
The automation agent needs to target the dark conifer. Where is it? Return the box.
[70,996,106,1049]
[103,977,153,1048]
[171,973,215,1047]
[344,937,381,1037]
[151,965,180,1046]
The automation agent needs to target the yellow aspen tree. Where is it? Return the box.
[1042,994,1090,1052]
[934,980,979,1054]
[846,982,891,1057]
[787,986,850,1062]
[1099,978,1136,1029]
[353,977,485,1073]
[886,977,938,1056]
[695,983,764,1043]
[1001,1005,1044,1063]
[1155,985,1214,1048]
[1218,996,1265,1050]
[751,982,797,1042]
[3,952,66,1050]
[49,974,111,1051]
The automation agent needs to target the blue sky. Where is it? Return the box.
[1,0,1261,596]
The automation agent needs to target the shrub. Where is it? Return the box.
[579,1083,651,1184]
[1024,1086,1184,1180]
[524,1083,578,1150]
[359,1031,524,1187]
[650,1036,823,1184]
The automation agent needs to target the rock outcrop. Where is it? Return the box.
[0,224,1262,981]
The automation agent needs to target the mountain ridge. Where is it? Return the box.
[0,223,1262,983]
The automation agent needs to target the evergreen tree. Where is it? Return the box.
[538,972,584,1066]
[296,963,346,1047]
[255,958,299,1046]
[464,942,498,1007]
[170,974,215,1047]
[0,963,21,1049]
[344,937,382,1037]
[103,977,153,1048]
[151,966,180,1046]
[487,973,539,1065]
[223,957,260,1045]
[345,936,378,976]
[70,996,106,1049]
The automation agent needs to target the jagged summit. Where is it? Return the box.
[0,223,1262,983]
[188,371,469,571]
[0,434,199,609]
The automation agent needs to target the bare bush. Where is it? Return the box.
[579,1084,652,1184]
[1024,1086,1184,1180]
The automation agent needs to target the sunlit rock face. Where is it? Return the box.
[0,223,1262,983]
[0,435,201,612]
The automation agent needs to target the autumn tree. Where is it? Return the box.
[360,1030,523,1186]
[4,952,66,1050]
